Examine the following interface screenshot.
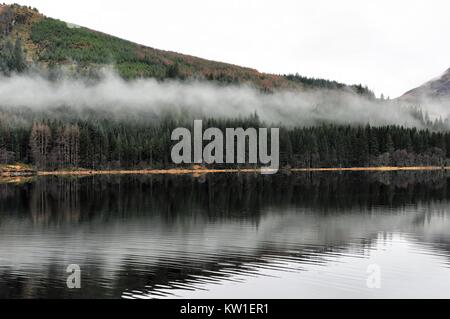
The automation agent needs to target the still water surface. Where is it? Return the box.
[0,172,449,298]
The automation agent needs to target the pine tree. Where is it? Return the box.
[386,133,395,154]
[13,38,27,73]
[166,62,181,79]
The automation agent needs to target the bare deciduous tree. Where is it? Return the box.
[29,123,51,169]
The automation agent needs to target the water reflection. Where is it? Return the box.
[0,172,449,298]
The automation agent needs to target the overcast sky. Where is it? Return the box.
[6,0,450,97]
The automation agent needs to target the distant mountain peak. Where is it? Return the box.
[400,68,450,103]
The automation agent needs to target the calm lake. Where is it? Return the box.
[0,171,449,299]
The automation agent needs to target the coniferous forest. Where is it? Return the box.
[1,114,450,170]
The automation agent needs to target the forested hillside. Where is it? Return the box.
[0,4,375,95]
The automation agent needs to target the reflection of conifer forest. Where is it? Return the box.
[2,172,450,299]
[1,172,449,223]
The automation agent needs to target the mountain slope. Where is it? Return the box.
[400,68,450,103]
[0,4,374,96]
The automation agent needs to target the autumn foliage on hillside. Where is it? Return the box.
[0,4,375,95]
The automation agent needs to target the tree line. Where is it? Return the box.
[1,115,450,170]
[283,73,376,98]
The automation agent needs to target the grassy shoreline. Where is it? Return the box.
[38,166,448,176]
[0,165,447,177]
[1,165,448,185]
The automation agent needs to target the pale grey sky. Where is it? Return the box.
[6,0,450,97]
